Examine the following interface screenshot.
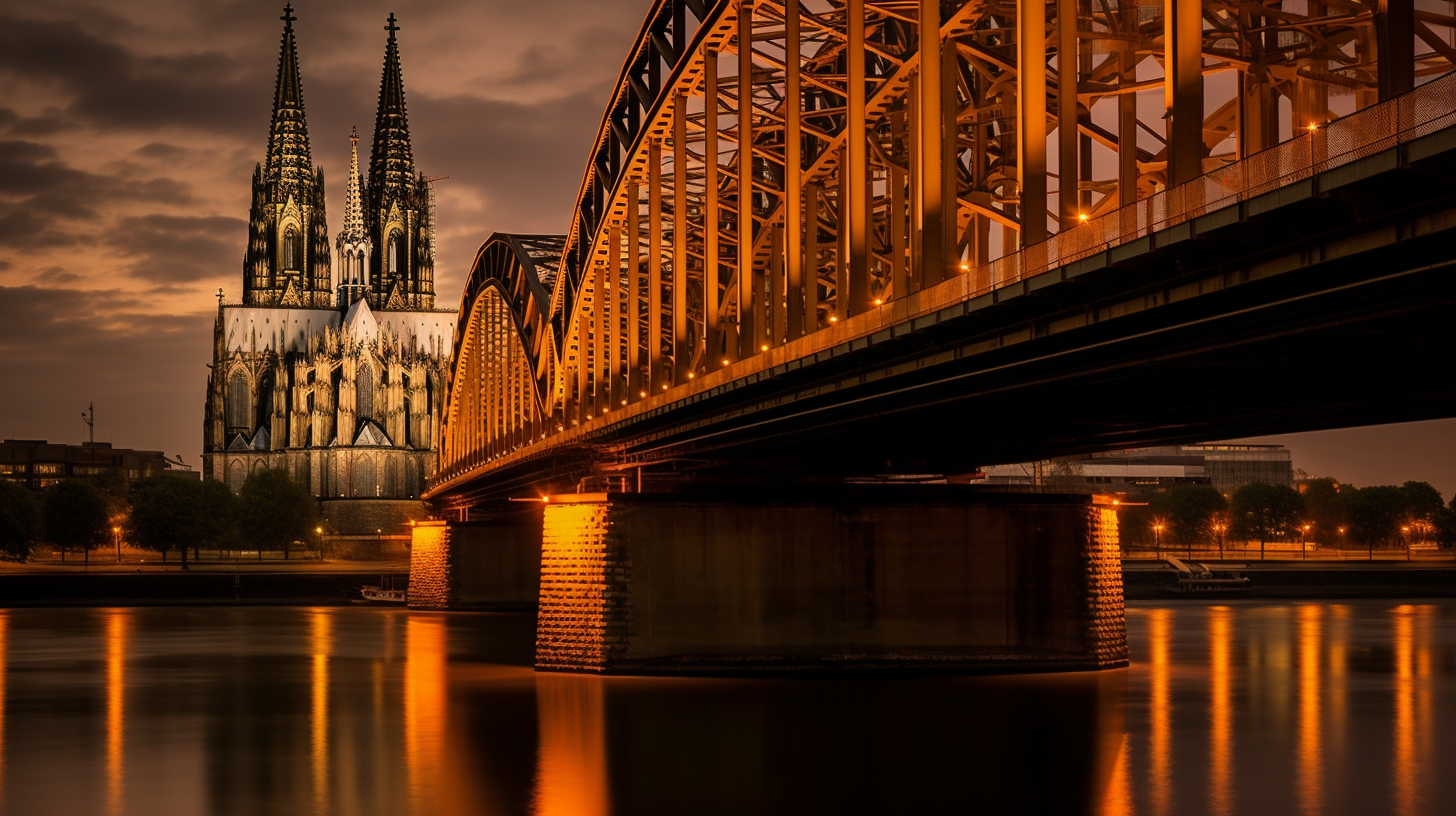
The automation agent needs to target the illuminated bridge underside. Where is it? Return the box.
[433,0,1456,506]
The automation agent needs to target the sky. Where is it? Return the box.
[1,0,1454,498]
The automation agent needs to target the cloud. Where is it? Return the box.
[106,214,246,283]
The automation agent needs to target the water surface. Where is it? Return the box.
[0,601,1452,815]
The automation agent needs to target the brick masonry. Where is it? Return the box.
[535,501,629,672]
[408,521,452,609]
[1084,506,1130,668]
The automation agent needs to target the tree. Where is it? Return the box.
[239,469,315,560]
[0,481,41,561]
[1345,486,1407,550]
[1149,485,1226,546]
[1301,477,1349,546]
[195,479,238,557]
[128,477,198,567]
[42,480,110,565]
[1230,482,1304,555]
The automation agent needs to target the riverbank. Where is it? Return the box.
[0,567,407,606]
[1124,560,1456,599]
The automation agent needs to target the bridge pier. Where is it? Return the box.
[408,511,542,610]
[534,488,1127,674]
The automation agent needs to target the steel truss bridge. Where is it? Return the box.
[427,0,1456,510]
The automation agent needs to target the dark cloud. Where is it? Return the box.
[0,16,264,137]
[106,214,246,284]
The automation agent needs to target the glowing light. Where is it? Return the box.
[661,384,669,391]
[106,611,127,816]
[760,344,769,352]
[1209,607,1233,816]
[405,617,447,815]
[687,372,695,379]
[1307,122,1319,131]
[721,359,730,366]
[959,262,970,271]
[620,399,627,406]
[1297,605,1323,816]
[1078,213,1089,222]
[639,390,647,398]
[311,609,333,816]
[829,316,839,323]
[534,675,609,816]
[1150,608,1172,816]
[873,298,882,306]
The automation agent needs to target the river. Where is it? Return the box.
[0,601,1451,815]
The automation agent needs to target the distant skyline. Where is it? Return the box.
[1,0,1453,498]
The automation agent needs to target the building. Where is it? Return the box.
[0,439,175,490]
[977,444,1294,495]
[203,8,456,534]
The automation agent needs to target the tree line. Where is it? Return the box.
[1119,477,1456,551]
[0,468,318,565]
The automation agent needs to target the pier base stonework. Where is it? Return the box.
[534,488,1126,674]
[408,513,542,610]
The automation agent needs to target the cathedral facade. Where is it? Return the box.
[203,7,456,533]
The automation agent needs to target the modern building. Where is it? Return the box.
[976,444,1294,495]
[202,8,455,534]
[0,439,175,490]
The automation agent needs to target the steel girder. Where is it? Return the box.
[431,0,1452,491]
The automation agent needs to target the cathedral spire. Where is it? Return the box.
[343,128,366,239]
[265,3,313,192]
[368,12,416,207]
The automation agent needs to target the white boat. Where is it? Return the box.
[359,585,407,604]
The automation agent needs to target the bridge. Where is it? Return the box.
[411,0,1456,674]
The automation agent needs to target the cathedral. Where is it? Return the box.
[203,7,456,534]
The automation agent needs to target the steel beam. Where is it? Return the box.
[705,50,722,365]
[673,92,690,381]
[1164,0,1203,187]
[1057,0,1079,228]
[784,2,803,339]
[649,139,665,392]
[917,0,948,282]
[847,0,870,315]
[738,1,758,358]
[1018,0,1048,246]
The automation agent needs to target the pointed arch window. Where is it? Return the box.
[388,233,401,277]
[357,363,374,420]
[226,371,249,429]
[284,227,302,270]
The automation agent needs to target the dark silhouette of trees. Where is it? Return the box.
[128,477,237,567]
[0,482,41,562]
[239,469,316,560]
[42,480,110,565]
[1231,482,1304,553]
[1149,485,1226,546]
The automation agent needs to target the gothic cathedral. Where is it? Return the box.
[203,7,456,534]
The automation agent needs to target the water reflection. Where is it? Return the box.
[105,610,127,816]
[309,609,331,816]
[4,604,1456,814]
[1208,606,1233,816]
[533,674,608,816]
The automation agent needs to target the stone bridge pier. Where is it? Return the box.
[412,487,1127,674]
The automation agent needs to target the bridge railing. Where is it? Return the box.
[925,71,1456,315]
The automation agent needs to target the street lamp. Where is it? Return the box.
[1402,525,1411,561]
[1153,523,1164,559]
[112,526,121,563]
[1300,523,1311,560]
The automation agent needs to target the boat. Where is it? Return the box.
[359,585,408,604]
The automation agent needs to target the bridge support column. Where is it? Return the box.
[408,513,542,610]
[534,489,1126,674]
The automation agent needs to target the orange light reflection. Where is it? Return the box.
[405,617,447,816]
[533,674,609,816]
[105,610,128,816]
[1392,605,1433,816]
[1209,606,1233,816]
[1148,607,1173,816]
[1296,605,1322,816]
[0,611,8,808]
[310,609,333,816]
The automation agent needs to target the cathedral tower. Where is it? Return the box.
[366,14,436,311]
[336,128,371,307]
[243,4,332,308]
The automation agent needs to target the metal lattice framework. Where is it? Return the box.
[433,0,1454,491]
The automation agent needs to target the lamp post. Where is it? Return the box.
[1153,524,1164,559]
[315,526,324,562]
[112,526,121,563]
[1402,525,1411,561]
[1300,524,1311,560]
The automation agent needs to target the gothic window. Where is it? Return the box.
[388,233,400,277]
[255,372,274,432]
[403,398,412,447]
[227,461,245,493]
[357,250,367,284]
[226,371,249,429]
[357,364,374,420]
[284,227,301,270]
